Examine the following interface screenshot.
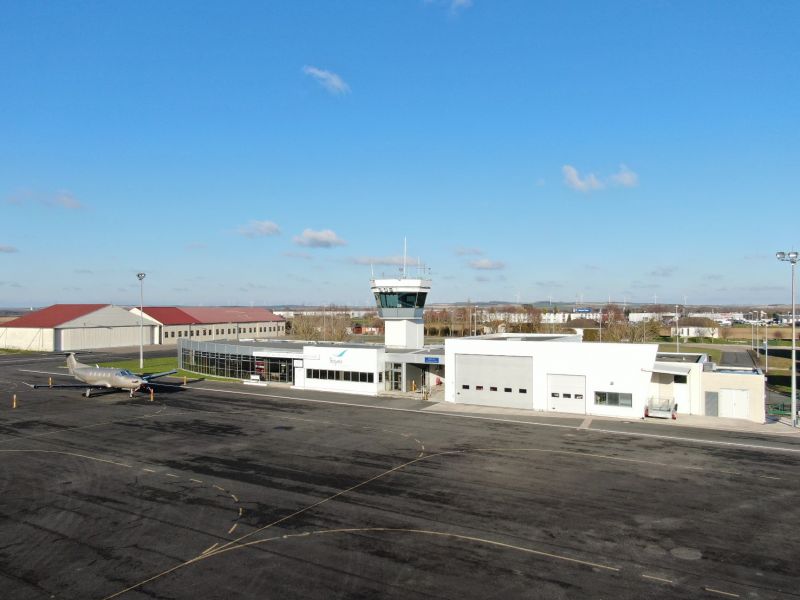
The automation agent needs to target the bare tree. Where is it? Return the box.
[289,313,351,342]
[289,314,321,341]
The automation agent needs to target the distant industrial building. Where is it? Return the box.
[130,306,285,345]
[0,304,157,351]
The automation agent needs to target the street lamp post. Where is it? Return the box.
[137,272,146,370]
[675,304,680,353]
[776,251,798,428]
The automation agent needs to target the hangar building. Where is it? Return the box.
[0,304,157,351]
[131,306,285,345]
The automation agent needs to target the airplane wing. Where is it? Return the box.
[142,370,178,382]
[24,382,107,390]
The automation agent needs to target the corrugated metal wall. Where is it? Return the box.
[58,326,156,350]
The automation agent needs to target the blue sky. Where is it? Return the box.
[1,1,798,308]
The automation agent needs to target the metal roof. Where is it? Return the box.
[655,352,704,363]
[649,362,693,376]
[140,307,200,325]
[1,304,109,328]
[141,306,284,325]
[184,306,283,324]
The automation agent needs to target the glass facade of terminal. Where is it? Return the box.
[179,340,294,383]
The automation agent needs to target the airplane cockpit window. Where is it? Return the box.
[118,370,134,377]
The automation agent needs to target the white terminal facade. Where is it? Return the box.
[178,271,767,423]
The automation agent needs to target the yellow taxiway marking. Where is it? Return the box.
[189,478,203,483]
[0,449,131,468]
[101,526,619,600]
[213,484,225,492]
[165,473,179,478]
[220,527,619,572]
[239,507,243,517]
[642,574,673,584]
[704,587,739,598]
[143,468,155,473]
[201,543,218,555]
[228,523,238,534]
[230,494,238,502]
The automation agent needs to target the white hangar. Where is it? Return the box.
[445,334,765,422]
[0,304,157,352]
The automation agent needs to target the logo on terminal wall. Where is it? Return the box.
[329,349,347,365]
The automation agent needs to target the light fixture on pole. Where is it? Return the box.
[137,272,146,370]
[776,251,798,428]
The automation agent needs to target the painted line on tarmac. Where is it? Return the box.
[102,526,619,599]
[18,368,69,377]
[0,449,132,468]
[181,383,800,455]
[642,574,673,584]
[0,403,169,445]
[705,587,739,598]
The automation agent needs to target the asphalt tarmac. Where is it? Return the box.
[1,351,799,599]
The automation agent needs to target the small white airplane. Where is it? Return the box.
[26,353,177,398]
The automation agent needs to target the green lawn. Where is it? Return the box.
[97,357,234,382]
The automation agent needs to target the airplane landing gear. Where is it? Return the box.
[129,388,135,398]
[84,388,91,398]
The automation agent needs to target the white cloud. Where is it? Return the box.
[49,191,84,210]
[302,66,350,95]
[562,164,639,192]
[237,220,281,238]
[562,165,604,192]
[455,247,483,256]
[8,189,85,209]
[649,266,676,278]
[609,164,639,187]
[0,245,18,253]
[470,258,505,270]
[350,255,406,266]
[293,228,346,248]
[450,0,473,13]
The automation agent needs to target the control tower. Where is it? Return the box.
[371,271,431,350]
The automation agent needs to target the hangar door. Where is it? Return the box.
[455,354,533,409]
[718,389,749,419]
[547,374,586,414]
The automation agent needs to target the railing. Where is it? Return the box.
[647,396,675,411]
[767,402,791,416]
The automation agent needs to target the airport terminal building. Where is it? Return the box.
[177,273,767,423]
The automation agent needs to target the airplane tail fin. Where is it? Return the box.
[66,352,79,375]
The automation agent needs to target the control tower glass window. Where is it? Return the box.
[374,292,427,309]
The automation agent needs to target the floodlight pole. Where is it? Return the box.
[793,260,797,428]
[675,304,680,353]
[776,251,798,428]
[137,272,146,370]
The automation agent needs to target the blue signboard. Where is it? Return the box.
[575,308,592,313]
[424,356,440,364]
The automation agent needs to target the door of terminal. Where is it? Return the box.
[547,374,587,414]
